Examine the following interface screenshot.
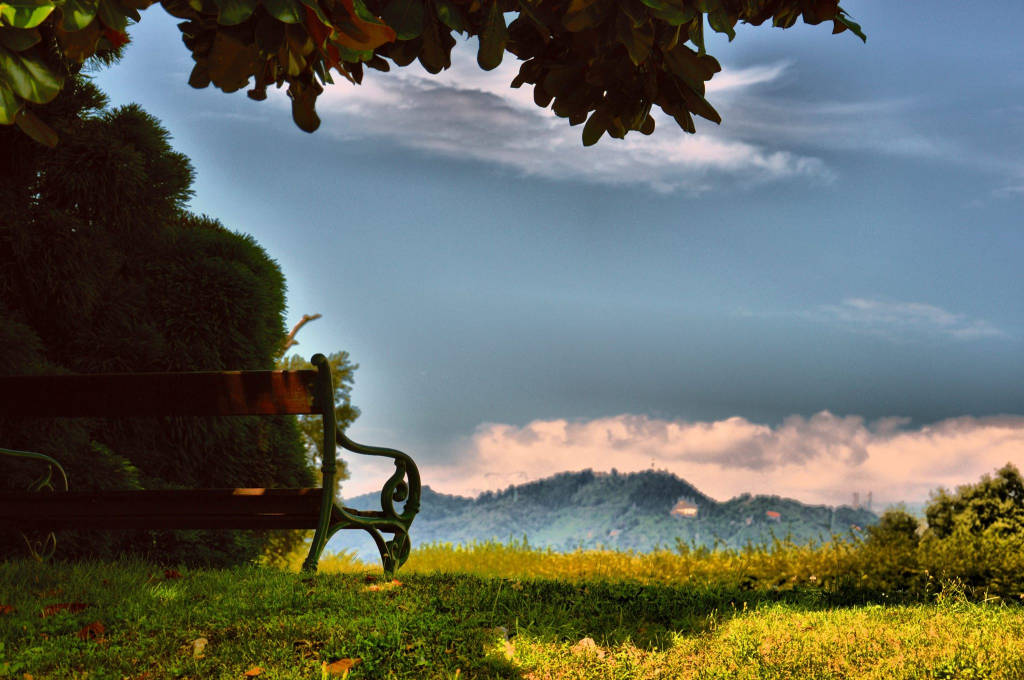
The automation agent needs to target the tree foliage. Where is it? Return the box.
[916,464,1024,595]
[0,75,313,566]
[1,0,863,146]
[924,464,1024,540]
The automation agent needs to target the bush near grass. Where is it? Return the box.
[363,465,1024,603]
[387,526,1023,604]
[387,535,922,604]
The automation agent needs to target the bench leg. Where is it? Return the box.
[313,522,411,577]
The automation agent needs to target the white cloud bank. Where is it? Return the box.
[343,412,1024,508]
[301,48,831,193]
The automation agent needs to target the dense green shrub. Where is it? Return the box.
[925,464,1024,539]
[0,77,311,566]
[850,508,926,595]
[918,465,1024,598]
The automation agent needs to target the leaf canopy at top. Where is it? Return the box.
[0,0,864,146]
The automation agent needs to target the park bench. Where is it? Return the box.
[0,354,420,574]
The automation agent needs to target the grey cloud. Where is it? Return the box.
[308,58,832,193]
[816,298,1007,341]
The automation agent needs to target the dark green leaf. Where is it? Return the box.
[206,30,257,92]
[188,62,210,87]
[662,44,718,94]
[0,44,63,103]
[706,8,734,40]
[260,0,301,23]
[161,0,197,18]
[772,7,799,29]
[686,14,702,53]
[297,0,329,26]
[0,79,20,124]
[835,9,866,42]
[675,80,719,123]
[96,0,126,31]
[351,0,375,22]
[0,0,54,28]
[476,0,505,71]
[620,0,647,27]
[14,106,56,146]
[0,26,40,51]
[672,108,694,133]
[288,79,320,132]
[434,0,464,32]
[582,108,606,146]
[254,11,284,52]
[55,18,100,60]
[532,80,551,108]
[58,0,98,30]
[639,0,693,26]
[563,0,607,33]
[542,65,581,98]
[335,44,373,62]
[213,0,256,25]
[379,0,423,40]
[616,12,652,65]
[418,11,448,73]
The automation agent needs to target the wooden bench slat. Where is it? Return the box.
[0,371,321,417]
[0,488,325,530]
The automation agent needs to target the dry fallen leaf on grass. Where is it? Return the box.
[243,667,263,677]
[364,580,403,592]
[496,640,515,660]
[192,637,208,658]
[41,602,88,617]
[322,658,361,676]
[76,621,105,641]
[570,637,606,659]
[0,604,13,615]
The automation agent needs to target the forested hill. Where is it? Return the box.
[332,469,878,561]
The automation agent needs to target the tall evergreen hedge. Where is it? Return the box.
[0,77,312,566]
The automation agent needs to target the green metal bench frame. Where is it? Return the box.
[0,354,420,574]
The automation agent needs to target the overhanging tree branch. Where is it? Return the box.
[0,0,864,147]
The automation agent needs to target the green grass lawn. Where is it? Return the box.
[3,558,1024,679]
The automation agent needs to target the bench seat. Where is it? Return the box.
[0,354,420,573]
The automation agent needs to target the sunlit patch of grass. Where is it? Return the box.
[506,602,1024,680]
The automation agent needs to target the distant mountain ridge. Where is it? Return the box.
[329,469,878,561]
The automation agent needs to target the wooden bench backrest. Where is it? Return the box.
[0,370,324,417]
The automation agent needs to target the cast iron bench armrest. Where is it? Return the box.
[329,430,422,573]
[0,447,68,493]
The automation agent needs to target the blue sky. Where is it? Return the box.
[94,1,1023,512]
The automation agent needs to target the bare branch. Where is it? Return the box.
[282,313,322,354]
